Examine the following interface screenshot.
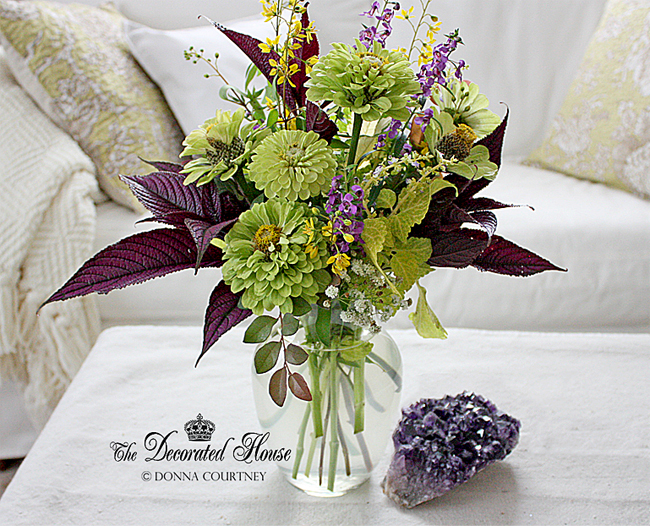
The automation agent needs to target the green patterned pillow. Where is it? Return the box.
[527,0,650,200]
[0,1,183,211]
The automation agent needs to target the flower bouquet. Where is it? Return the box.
[46,0,563,496]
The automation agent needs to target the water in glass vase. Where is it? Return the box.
[251,305,402,497]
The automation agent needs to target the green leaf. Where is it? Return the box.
[361,217,388,267]
[281,313,299,336]
[376,188,397,210]
[388,179,432,243]
[390,237,433,293]
[388,178,457,243]
[291,296,311,317]
[254,340,282,374]
[243,315,277,343]
[269,367,287,407]
[408,282,447,339]
[340,341,374,363]
[288,372,312,401]
[286,344,308,365]
[244,63,258,89]
[266,108,278,128]
[448,145,498,180]
[315,306,331,347]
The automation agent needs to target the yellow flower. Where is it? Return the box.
[327,253,351,276]
[322,221,334,239]
[396,6,414,20]
[304,218,315,243]
[258,35,281,54]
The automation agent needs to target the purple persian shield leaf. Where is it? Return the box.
[217,191,249,223]
[305,101,338,143]
[196,281,252,365]
[427,230,489,268]
[471,235,566,276]
[185,217,236,270]
[44,229,223,304]
[140,159,185,173]
[476,107,509,167]
[121,173,205,227]
[214,22,299,111]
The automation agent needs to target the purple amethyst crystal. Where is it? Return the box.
[381,392,520,508]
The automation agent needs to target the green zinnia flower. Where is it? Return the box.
[247,130,337,201]
[222,198,331,315]
[181,109,264,185]
[306,40,420,122]
[432,80,500,139]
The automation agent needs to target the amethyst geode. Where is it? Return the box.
[381,392,520,508]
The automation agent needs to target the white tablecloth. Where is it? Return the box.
[1,326,649,525]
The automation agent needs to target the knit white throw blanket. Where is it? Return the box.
[0,49,100,428]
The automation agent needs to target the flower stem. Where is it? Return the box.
[353,359,365,434]
[327,352,340,491]
[337,415,351,476]
[309,352,324,438]
[347,112,364,168]
[292,403,312,479]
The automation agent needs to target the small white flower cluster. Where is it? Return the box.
[337,259,410,333]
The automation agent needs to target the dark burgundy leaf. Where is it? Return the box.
[288,372,312,401]
[463,197,521,212]
[471,235,566,276]
[477,108,508,167]
[446,204,476,226]
[44,229,223,304]
[121,173,204,227]
[218,191,249,222]
[215,23,299,111]
[269,368,288,407]
[470,211,498,240]
[140,159,185,173]
[201,183,222,224]
[412,185,458,236]
[185,217,235,270]
[197,281,252,364]
[427,229,489,268]
[305,101,338,142]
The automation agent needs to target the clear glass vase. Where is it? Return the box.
[251,304,403,497]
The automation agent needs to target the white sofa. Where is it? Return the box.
[2,0,649,459]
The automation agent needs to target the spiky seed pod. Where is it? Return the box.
[221,198,331,316]
[436,124,478,161]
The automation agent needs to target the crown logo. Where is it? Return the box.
[184,413,215,441]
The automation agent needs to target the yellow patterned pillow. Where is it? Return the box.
[0,1,183,211]
[527,0,650,200]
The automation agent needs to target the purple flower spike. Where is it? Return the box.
[382,392,520,508]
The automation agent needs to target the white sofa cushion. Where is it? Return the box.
[124,16,274,135]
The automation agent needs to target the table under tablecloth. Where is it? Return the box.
[0,325,648,525]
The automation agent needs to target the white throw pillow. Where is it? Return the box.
[124,16,275,134]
